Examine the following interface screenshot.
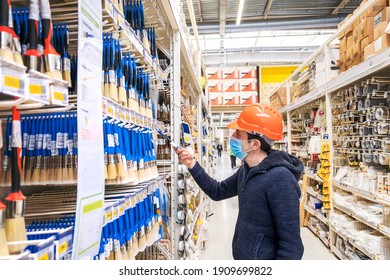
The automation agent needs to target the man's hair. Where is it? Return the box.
[247,133,271,153]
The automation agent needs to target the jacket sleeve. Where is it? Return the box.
[266,167,304,260]
[188,162,238,201]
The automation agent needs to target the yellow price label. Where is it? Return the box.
[58,241,69,255]
[105,211,112,221]
[107,107,113,114]
[54,91,65,101]
[29,84,43,95]
[4,75,20,89]
[113,209,118,218]
[38,253,50,260]
[119,205,125,215]
[125,200,130,208]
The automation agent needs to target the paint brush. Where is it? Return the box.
[24,0,41,72]
[0,0,14,62]
[8,3,23,65]
[40,0,62,80]
[5,104,27,254]
[0,201,9,256]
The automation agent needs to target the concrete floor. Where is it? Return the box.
[199,151,336,260]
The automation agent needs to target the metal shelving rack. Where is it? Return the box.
[274,0,390,260]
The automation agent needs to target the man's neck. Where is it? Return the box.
[245,150,268,167]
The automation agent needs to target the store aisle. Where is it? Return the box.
[199,151,336,260]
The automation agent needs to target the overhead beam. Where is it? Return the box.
[332,0,351,15]
[263,0,274,19]
[196,0,203,22]
[219,0,227,67]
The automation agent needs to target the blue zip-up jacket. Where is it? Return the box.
[188,149,304,260]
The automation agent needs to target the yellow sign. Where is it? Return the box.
[4,75,20,89]
[58,241,69,255]
[29,84,43,95]
[54,91,65,101]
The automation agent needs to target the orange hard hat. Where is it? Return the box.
[227,103,283,141]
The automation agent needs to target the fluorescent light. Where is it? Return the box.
[236,0,245,25]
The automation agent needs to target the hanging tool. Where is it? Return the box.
[5,104,27,254]
[24,0,41,71]
[40,0,62,79]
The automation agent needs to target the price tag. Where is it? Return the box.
[125,109,130,123]
[58,241,69,256]
[107,100,114,117]
[38,253,50,260]
[52,81,69,106]
[118,201,125,216]
[115,104,120,119]
[125,196,131,209]
[119,107,125,122]
[27,77,50,103]
[102,98,107,114]
[0,66,26,98]
[130,111,135,124]
[105,206,113,223]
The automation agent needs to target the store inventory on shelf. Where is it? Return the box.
[0,175,171,260]
[176,163,210,260]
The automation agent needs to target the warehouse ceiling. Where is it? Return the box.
[181,0,364,66]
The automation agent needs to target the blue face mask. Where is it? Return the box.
[229,137,251,160]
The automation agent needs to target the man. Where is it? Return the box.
[176,103,304,260]
[229,147,236,169]
[216,143,223,157]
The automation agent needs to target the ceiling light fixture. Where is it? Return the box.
[236,0,245,25]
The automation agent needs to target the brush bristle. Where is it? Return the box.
[0,228,9,256]
[118,87,127,105]
[129,99,139,113]
[107,164,117,180]
[13,53,24,66]
[104,164,108,180]
[127,168,136,182]
[63,70,71,85]
[5,217,27,254]
[46,70,63,81]
[0,49,14,63]
[116,161,125,178]
[31,168,41,186]
[139,106,146,117]
[138,235,147,252]
[109,83,118,102]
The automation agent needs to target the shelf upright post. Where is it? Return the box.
[325,90,333,212]
[286,81,292,154]
[170,28,181,260]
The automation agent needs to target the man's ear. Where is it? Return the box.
[251,139,261,151]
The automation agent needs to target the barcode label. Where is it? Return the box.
[56,132,65,149]
[107,134,115,147]
[28,135,36,150]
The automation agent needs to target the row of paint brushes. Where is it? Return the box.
[0,112,159,187]
[102,33,152,118]
[1,0,66,82]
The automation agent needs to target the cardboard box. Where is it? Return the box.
[374,21,387,40]
[353,28,361,44]
[374,33,390,53]
[374,7,390,27]
[364,42,375,60]
[361,36,371,57]
[340,36,347,54]
[367,0,388,17]
[360,17,375,39]
[338,20,345,39]
[346,33,354,48]
[353,42,361,61]
[346,47,354,65]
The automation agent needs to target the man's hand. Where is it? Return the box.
[175,147,196,169]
